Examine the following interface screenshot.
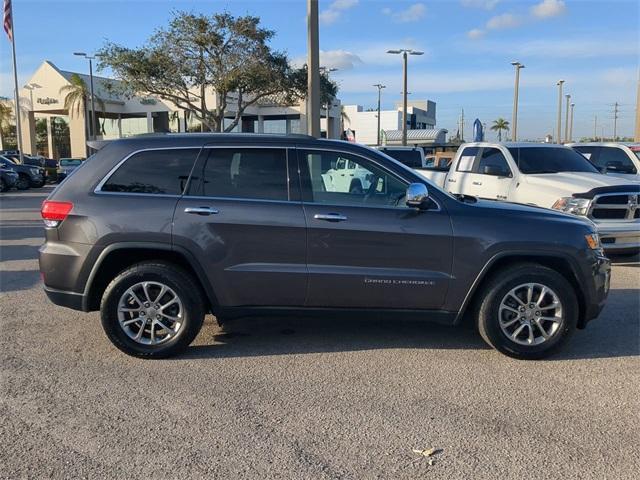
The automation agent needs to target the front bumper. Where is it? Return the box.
[579,250,611,327]
[29,173,44,186]
[593,220,640,253]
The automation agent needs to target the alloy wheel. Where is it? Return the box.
[117,281,184,345]
[498,283,563,346]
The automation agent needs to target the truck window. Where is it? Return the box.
[598,147,637,174]
[477,148,511,176]
[508,147,599,174]
[456,147,480,172]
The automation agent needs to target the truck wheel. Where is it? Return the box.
[476,263,578,360]
[100,261,205,358]
[16,174,30,190]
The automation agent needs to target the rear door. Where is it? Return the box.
[298,148,453,310]
[173,146,307,307]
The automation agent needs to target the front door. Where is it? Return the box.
[298,148,453,310]
[173,146,307,307]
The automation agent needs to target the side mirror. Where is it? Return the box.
[406,183,431,209]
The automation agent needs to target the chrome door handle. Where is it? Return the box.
[314,213,348,222]
[472,181,483,186]
[184,206,219,216]
[447,178,456,183]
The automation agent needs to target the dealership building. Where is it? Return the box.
[15,61,343,159]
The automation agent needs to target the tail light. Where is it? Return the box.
[41,200,73,227]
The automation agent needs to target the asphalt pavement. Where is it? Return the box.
[1,186,639,479]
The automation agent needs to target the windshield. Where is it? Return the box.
[60,159,82,166]
[508,147,599,174]
[379,149,423,168]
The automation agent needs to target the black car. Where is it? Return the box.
[0,165,19,192]
[0,155,45,189]
[39,134,610,360]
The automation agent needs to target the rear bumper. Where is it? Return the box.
[593,221,640,253]
[43,286,87,311]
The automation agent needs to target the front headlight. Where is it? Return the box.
[551,197,591,216]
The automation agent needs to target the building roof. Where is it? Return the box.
[383,129,447,143]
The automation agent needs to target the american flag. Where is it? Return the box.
[3,0,12,42]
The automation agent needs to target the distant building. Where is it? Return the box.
[16,60,342,159]
[343,100,437,146]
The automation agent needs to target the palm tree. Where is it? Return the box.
[59,73,105,136]
[491,118,510,142]
[0,100,14,150]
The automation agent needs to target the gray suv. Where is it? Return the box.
[39,134,610,359]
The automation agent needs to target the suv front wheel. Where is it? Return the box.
[477,263,578,360]
[100,261,205,358]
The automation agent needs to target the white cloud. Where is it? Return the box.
[320,0,359,25]
[383,3,427,23]
[292,50,363,71]
[501,36,639,58]
[461,0,500,10]
[467,28,486,39]
[531,0,567,18]
[486,13,521,30]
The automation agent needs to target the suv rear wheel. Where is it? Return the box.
[16,174,30,190]
[477,263,578,360]
[100,261,205,358]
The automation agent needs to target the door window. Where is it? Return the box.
[476,148,511,176]
[188,148,289,201]
[598,147,637,174]
[456,147,479,172]
[101,148,198,195]
[300,150,408,208]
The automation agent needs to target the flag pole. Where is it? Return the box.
[7,0,23,162]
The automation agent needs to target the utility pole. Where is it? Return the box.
[594,115,598,141]
[613,102,619,141]
[460,108,465,142]
[373,83,386,146]
[635,74,640,141]
[387,49,423,146]
[564,94,571,143]
[511,61,525,141]
[569,103,575,142]
[307,0,320,138]
[556,80,564,144]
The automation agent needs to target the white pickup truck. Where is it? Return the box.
[417,142,640,254]
[569,142,640,182]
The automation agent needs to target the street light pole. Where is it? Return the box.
[511,61,524,141]
[320,67,337,138]
[564,94,571,143]
[373,83,386,146]
[307,0,321,138]
[556,80,565,144]
[74,52,97,140]
[569,102,575,142]
[387,49,423,146]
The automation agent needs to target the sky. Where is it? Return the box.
[1,0,638,140]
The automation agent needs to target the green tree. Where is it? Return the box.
[0,100,14,149]
[491,118,510,142]
[98,11,337,132]
[59,74,106,135]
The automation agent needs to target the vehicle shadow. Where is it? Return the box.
[0,270,41,293]
[180,287,639,361]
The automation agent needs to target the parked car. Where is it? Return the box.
[44,158,59,182]
[417,142,640,254]
[569,143,640,182]
[56,158,84,182]
[0,165,19,192]
[378,146,426,168]
[40,134,610,360]
[0,155,45,189]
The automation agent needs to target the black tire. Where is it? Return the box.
[0,178,6,192]
[100,261,206,358]
[476,263,578,360]
[16,174,30,190]
[33,179,46,188]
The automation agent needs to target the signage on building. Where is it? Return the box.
[140,98,157,105]
[37,97,58,105]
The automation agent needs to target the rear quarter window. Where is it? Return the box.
[101,148,198,195]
